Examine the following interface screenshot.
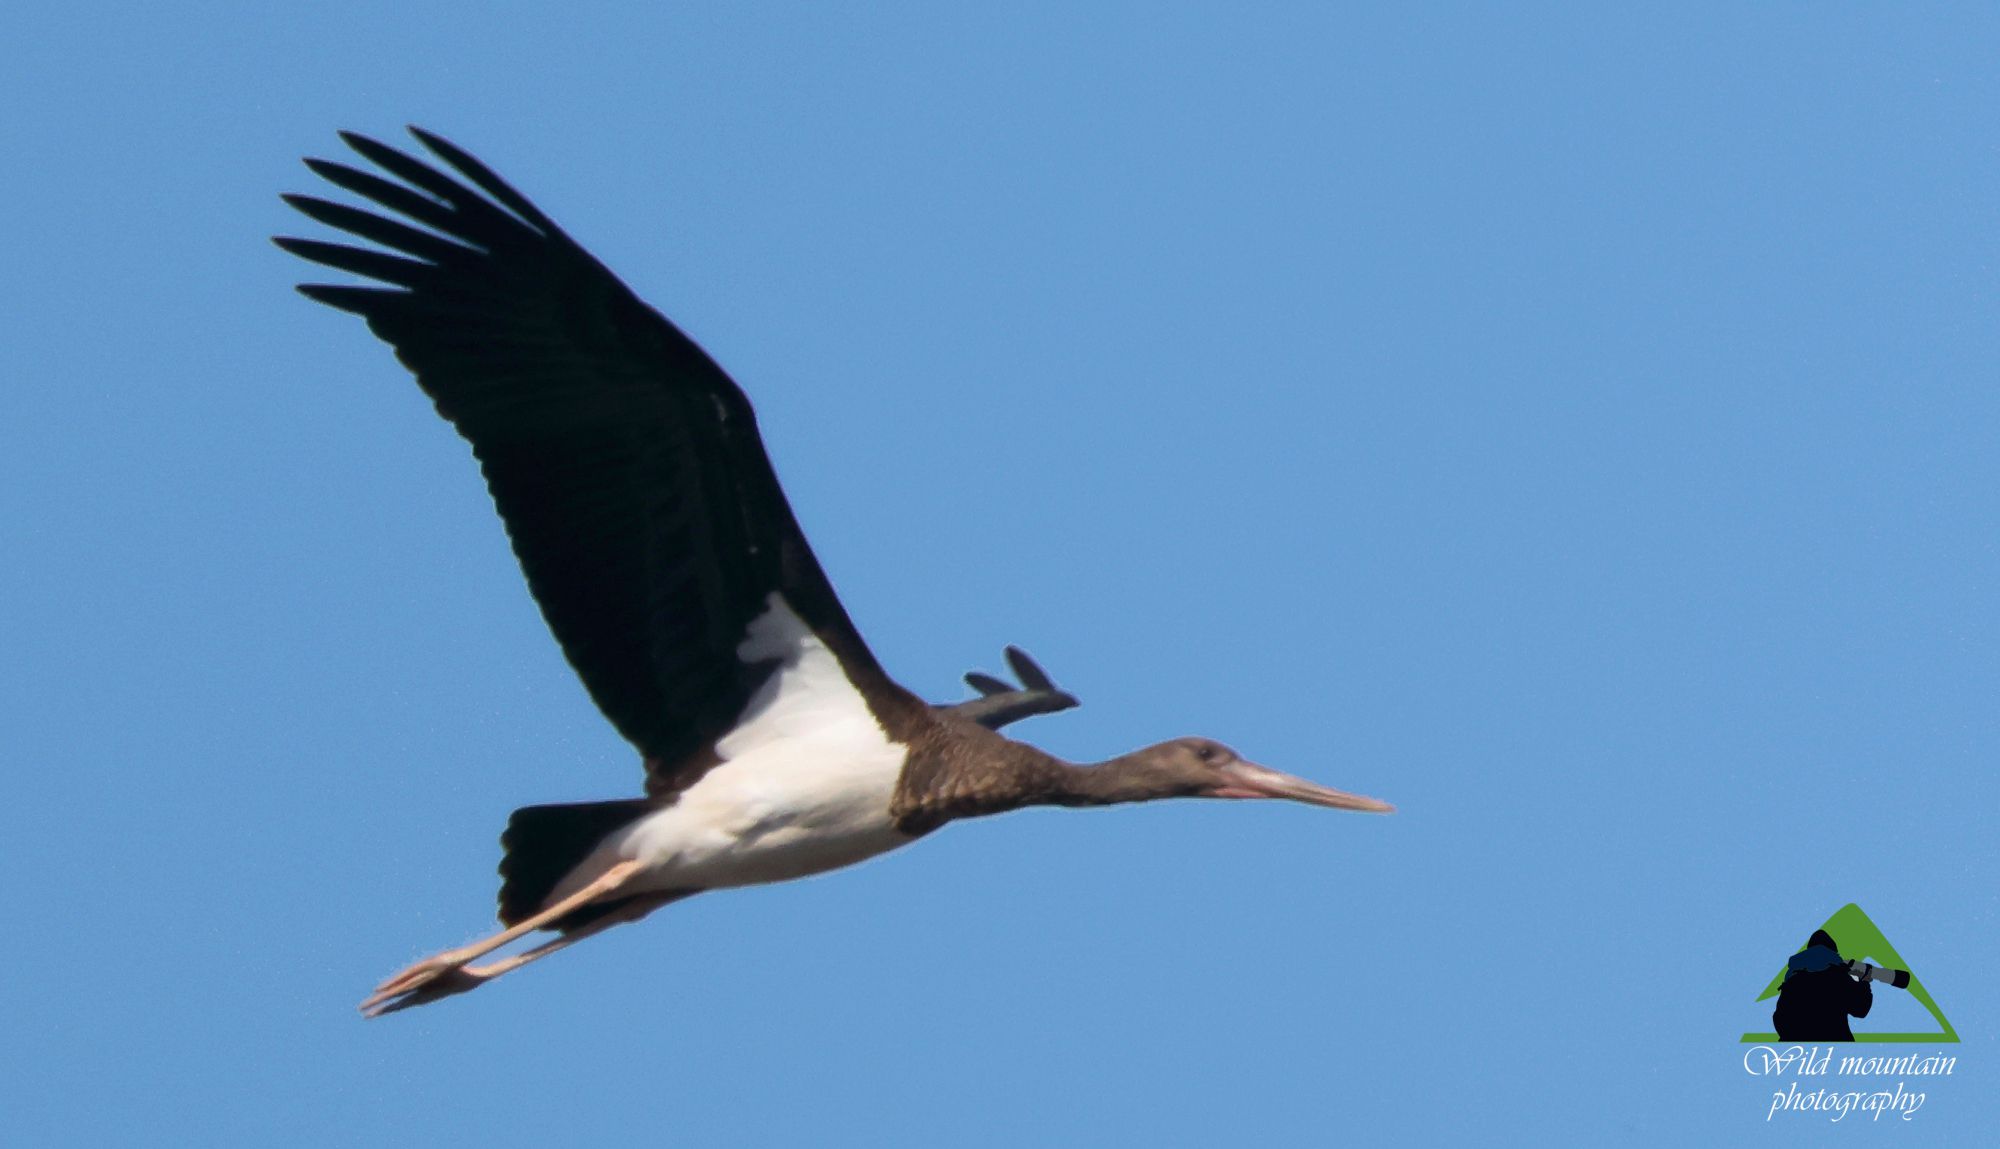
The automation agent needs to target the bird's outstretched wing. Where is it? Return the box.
[278,128,911,778]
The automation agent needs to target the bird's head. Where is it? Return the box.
[1118,737,1394,813]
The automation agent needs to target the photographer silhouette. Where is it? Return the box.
[1772,929,1872,1041]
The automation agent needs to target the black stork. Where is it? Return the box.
[277,128,1394,1018]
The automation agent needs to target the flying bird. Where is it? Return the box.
[278,128,1394,1017]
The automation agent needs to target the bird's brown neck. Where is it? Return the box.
[1036,752,1182,807]
[889,723,1178,835]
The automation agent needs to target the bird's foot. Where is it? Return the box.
[361,962,496,1018]
[360,950,479,1017]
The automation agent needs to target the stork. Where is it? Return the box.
[276,129,1393,1017]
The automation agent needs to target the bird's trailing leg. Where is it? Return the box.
[364,890,686,1018]
[468,890,685,981]
[359,858,643,1017]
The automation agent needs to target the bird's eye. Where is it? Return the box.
[1195,744,1216,762]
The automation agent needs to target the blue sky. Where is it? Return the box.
[3,3,1994,1144]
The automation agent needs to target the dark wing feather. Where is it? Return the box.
[963,672,1014,697]
[947,647,1079,730]
[1004,646,1055,691]
[279,128,910,774]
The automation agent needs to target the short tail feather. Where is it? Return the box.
[497,799,652,928]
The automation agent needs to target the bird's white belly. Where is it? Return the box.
[616,743,914,890]
[556,592,914,898]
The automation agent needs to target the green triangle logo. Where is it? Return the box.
[1741,903,1957,1043]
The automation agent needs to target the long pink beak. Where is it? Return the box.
[1211,761,1395,813]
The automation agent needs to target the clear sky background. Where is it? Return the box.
[3,4,1994,1144]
